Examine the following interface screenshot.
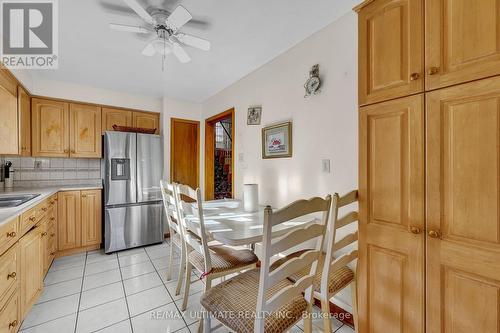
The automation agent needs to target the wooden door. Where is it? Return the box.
[171,118,199,189]
[18,86,31,156]
[81,190,102,247]
[102,108,132,132]
[358,94,425,333]
[426,0,500,90]
[57,191,81,251]
[133,111,160,134]
[19,227,43,317]
[69,103,102,158]
[0,85,18,155]
[357,0,424,106]
[426,77,500,333]
[32,98,69,157]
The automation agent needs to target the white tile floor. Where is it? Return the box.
[20,240,355,333]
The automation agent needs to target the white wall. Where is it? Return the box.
[31,77,163,112]
[162,97,202,180]
[201,11,358,311]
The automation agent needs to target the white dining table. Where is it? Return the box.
[185,199,320,247]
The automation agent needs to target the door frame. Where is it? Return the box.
[204,108,235,200]
[170,117,200,187]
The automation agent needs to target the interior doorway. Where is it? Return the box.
[170,118,200,189]
[205,108,234,200]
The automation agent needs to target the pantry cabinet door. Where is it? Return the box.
[358,94,425,333]
[81,190,102,247]
[69,103,102,158]
[426,77,500,333]
[358,0,424,105]
[32,98,70,157]
[426,0,500,89]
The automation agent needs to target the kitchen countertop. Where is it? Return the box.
[0,184,103,226]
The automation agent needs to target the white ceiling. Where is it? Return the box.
[31,0,359,102]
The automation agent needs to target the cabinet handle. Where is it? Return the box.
[50,217,55,221]
[6,231,16,238]
[7,272,16,279]
[41,232,47,237]
[428,230,442,239]
[42,207,47,212]
[71,150,75,154]
[8,320,18,329]
[64,149,69,153]
[50,252,55,256]
[50,200,55,205]
[410,73,420,81]
[50,233,55,237]
[81,194,87,198]
[409,226,422,234]
[29,216,36,222]
[427,67,439,75]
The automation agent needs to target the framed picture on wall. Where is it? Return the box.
[262,122,292,159]
[247,107,262,125]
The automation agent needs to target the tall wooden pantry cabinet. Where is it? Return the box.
[355,0,500,332]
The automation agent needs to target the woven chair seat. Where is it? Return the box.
[200,269,307,333]
[271,250,354,295]
[188,245,258,275]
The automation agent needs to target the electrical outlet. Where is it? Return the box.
[321,159,331,173]
[34,161,43,169]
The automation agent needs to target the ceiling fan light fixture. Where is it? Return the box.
[152,38,171,55]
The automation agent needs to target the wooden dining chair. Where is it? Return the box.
[159,180,185,296]
[271,190,359,332]
[174,184,259,318]
[200,195,333,333]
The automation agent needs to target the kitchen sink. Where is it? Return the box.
[0,194,41,208]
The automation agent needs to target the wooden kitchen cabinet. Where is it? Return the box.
[133,111,160,134]
[426,77,500,333]
[19,226,43,317]
[356,0,424,106]
[0,244,19,305]
[32,98,70,157]
[102,107,132,133]
[81,190,102,247]
[57,191,81,251]
[18,86,31,156]
[358,94,425,333]
[426,0,500,90]
[0,71,19,155]
[0,288,20,333]
[69,103,102,158]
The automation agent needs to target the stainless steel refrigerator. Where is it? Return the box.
[103,132,164,253]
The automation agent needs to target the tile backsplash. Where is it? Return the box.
[0,156,102,188]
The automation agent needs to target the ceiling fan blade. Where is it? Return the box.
[177,33,210,51]
[172,43,191,63]
[142,41,156,56]
[123,0,154,25]
[109,23,150,34]
[166,5,192,30]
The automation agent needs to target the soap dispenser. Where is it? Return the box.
[4,161,13,188]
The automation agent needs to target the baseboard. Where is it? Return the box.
[56,244,101,258]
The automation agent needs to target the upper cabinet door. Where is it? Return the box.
[358,94,425,333]
[426,77,500,333]
[133,111,160,134]
[358,0,424,106]
[69,103,102,158]
[102,108,132,133]
[32,98,69,157]
[18,86,31,156]
[0,85,18,155]
[426,0,500,90]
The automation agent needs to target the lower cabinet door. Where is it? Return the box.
[358,94,425,333]
[0,288,20,333]
[19,227,43,317]
[57,191,81,251]
[426,77,500,333]
[81,190,102,247]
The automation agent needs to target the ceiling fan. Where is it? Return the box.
[108,0,211,64]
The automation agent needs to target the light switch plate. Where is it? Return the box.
[322,159,331,173]
[238,153,245,162]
